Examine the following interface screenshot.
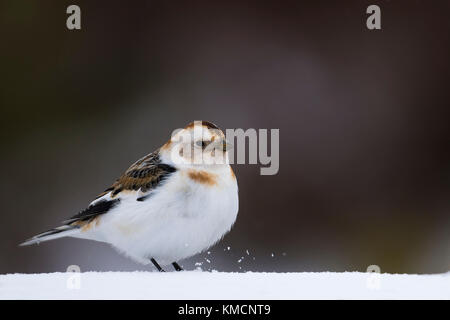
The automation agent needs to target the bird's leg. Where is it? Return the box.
[172,262,183,271]
[150,258,165,272]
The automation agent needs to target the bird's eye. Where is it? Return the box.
[195,140,210,148]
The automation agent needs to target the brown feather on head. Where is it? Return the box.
[184,120,220,131]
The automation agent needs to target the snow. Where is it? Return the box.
[1,271,449,300]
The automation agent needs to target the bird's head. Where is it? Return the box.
[159,121,231,170]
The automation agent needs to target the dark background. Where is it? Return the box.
[1,0,449,274]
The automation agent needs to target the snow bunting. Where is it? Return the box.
[21,121,239,272]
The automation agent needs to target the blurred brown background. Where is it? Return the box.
[1,0,449,274]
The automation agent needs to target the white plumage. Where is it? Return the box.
[78,165,238,265]
[21,121,239,270]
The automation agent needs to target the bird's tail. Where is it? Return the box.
[20,225,79,246]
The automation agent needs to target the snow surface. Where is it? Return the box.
[1,271,449,300]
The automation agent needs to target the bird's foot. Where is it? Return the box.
[150,258,165,272]
[172,262,183,271]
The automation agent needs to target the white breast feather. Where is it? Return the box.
[73,165,239,265]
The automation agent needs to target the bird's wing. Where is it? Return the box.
[98,150,177,198]
[65,150,177,226]
[21,150,177,245]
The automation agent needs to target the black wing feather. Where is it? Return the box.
[66,151,176,224]
[64,199,120,224]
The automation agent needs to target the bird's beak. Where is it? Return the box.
[222,139,232,152]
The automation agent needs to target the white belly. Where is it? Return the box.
[87,169,238,265]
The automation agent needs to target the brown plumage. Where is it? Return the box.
[96,150,177,199]
[187,169,218,186]
[73,216,101,232]
[230,166,236,180]
[185,120,220,130]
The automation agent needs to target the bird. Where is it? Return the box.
[21,121,239,272]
